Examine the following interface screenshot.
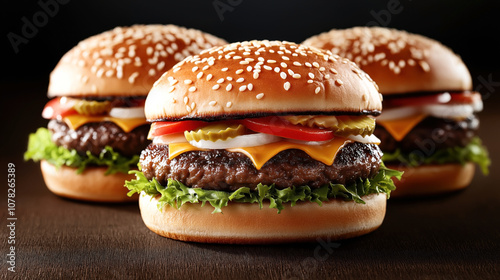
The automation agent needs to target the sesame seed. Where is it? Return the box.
[96,68,104,78]
[227,77,233,81]
[233,56,242,60]
[208,60,214,66]
[191,102,196,110]
[292,74,301,79]
[212,84,220,90]
[248,83,254,90]
[222,67,229,72]
[217,78,225,83]
[335,79,344,86]
[226,102,233,108]
[206,74,213,81]
[192,66,199,72]
[253,73,260,79]
[267,60,276,64]
[236,69,244,74]
[146,47,153,55]
[236,78,245,83]
[319,67,325,72]
[149,69,156,76]
[186,105,192,113]
[280,72,287,79]
[239,85,247,91]
[308,73,315,79]
[282,56,290,60]
[184,79,193,84]
[293,61,302,67]
[184,97,188,104]
[168,86,175,93]
[105,70,114,77]
[246,66,253,72]
[325,74,330,79]
[284,82,291,91]
[419,61,430,72]
[305,62,312,67]
[312,62,320,68]
[189,86,197,92]
[256,93,264,99]
[240,61,250,65]
[263,65,272,71]
[197,72,204,79]
[226,84,233,91]
[209,101,217,106]
[281,62,288,68]
[307,80,313,84]
[315,86,321,94]
[274,67,280,73]
[157,61,166,71]
[287,69,294,75]
[173,67,181,73]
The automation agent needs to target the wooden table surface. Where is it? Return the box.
[1,80,499,279]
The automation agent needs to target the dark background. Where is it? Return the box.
[2,0,500,279]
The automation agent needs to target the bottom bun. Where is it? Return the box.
[387,162,475,197]
[139,192,387,244]
[40,160,137,203]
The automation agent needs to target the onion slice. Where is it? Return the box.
[423,104,474,119]
[189,133,281,149]
[109,107,145,119]
[347,134,381,144]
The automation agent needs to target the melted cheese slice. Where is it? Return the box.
[169,138,351,170]
[377,113,427,141]
[63,115,148,133]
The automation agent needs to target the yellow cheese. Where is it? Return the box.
[169,138,351,170]
[377,114,427,141]
[63,115,148,133]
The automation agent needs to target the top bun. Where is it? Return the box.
[302,27,472,94]
[146,40,382,121]
[48,25,227,98]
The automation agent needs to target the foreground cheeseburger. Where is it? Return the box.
[25,25,227,202]
[303,27,490,196]
[126,40,402,243]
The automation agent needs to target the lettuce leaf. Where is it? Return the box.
[24,127,139,174]
[125,163,402,214]
[382,136,490,175]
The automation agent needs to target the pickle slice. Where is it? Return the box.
[72,99,111,115]
[284,115,375,137]
[184,124,245,142]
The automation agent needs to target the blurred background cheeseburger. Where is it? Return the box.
[303,27,490,197]
[25,25,227,202]
[126,40,401,243]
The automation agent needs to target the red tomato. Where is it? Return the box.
[384,91,481,108]
[149,120,207,137]
[240,117,334,141]
[41,97,78,119]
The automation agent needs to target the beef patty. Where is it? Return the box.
[375,116,479,153]
[140,142,382,191]
[48,120,150,157]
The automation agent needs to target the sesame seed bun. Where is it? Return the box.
[302,27,472,94]
[48,25,227,97]
[145,40,382,121]
[388,162,475,197]
[139,192,387,244]
[40,160,138,202]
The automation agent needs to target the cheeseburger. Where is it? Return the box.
[126,40,401,243]
[25,25,227,202]
[303,27,490,197]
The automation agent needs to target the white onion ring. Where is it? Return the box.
[285,139,332,146]
[376,107,420,121]
[189,133,281,149]
[347,134,381,144]
[423,104,474,119]
[109,107,145,119]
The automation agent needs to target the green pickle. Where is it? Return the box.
[73,99,111,115]
[185,124,245,142]
[285,115,375,137]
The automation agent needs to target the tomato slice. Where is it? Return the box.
[384,91,481,108]
[240,117,334,141]
[149,120,207,138]
[42,97,78,119]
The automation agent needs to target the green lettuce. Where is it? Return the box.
[125,163,402,214]
[382,136,490,175]
[24,127,139,174]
